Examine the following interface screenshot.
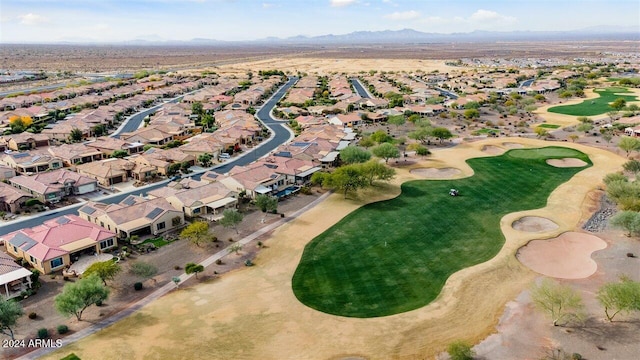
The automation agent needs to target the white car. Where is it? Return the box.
[218,153,231,160]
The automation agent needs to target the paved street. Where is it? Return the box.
[0,77,298,236]
[350,78,372,98]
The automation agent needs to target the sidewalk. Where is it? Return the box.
[17,190,332,360]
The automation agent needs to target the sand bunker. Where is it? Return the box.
[546,158,588,168]
[516,232,607,279]
[503,142,524,149]
[482,145,505,155]
[512,216,559,233]
[410,167,461,178]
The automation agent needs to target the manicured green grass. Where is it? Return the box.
[538,123,561,129]
[292,147,591,318]
[548,87,637,116]
[141,236,169,248]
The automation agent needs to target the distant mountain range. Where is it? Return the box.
[43,26,640,46]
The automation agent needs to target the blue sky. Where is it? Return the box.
[1,0,638,43]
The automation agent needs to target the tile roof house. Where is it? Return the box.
[0,132,50,151]
[78,195,184,239]
[0,251,33,299]
[0,181,33,213]
[147,179,237,219]
[130,148,195,176]
[218,162,287,198]
[42,119,92,142]
[9,168,97,203]
[75,158,136,186]
[2,214,117,274]
[47,143,104,166]
[119,125,175,145]
[0,150,64,174]
[85,137,144,156]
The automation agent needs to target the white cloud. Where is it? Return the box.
[385,10,420,21]
[469,9,516,24]
[262,2,275,8]
[18,13,48,26]
[330,0,357,7]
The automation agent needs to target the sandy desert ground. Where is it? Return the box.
[40,137,627,360]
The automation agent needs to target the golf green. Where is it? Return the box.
[292,147,591,318]
[548,87,637,116]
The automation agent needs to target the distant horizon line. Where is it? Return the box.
[2,26,638,46]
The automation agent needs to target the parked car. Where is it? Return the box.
[218,153,231,160]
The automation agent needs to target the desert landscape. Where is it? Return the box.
[1,4,639,357]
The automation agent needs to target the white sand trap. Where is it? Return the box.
[517,232,607,279]
[482,145,505,155]
[502,142,524,149]
[546,158,588,168]
[410,167,461,178]
[512,216,559,232]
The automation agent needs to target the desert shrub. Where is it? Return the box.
[95,300,103,306]
[57,325,69,334]
[244,259,254,267]
[572,353,582,360]
[37,328,49,339]
[134,282,143,291]
[447,340,474,360]
[60,354,80,360]
[215,259,223,265]
[28,312,37,319]
[174,265,181,270]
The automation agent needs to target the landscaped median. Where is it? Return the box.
[292,146,591,317]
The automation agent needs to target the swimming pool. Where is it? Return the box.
[275,185,300,198]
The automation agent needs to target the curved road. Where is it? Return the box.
[0,77,298,236]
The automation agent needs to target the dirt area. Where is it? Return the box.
[481,145,506,155]
[516,232,608,279]
[512,216,560,233]
[35,137,630,360]
[1,191,322,360]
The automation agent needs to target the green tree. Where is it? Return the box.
[463,101,480,109]
[0,298,23,340]
[310,171,328,186]
[180,221,211,247]
[111,149,128,158]
[576,116,593,124]
[597,276,640,321]
[220,209,243,234]
[447,340,475,360]
[255,194,278,213]
[69,128,84,142]
[623,159,640,176]
[463,108,480,120]
[168,162,182,175]
[387,115,406,128]
[530,278,585,326]
[339,146,372,164]
[408,127,433,144]
[83,260,121,286]
[92,124,107,137]
[370,130,392,144]
[609,210,640,236]
[372,143,400,163]
[197,153,213,167]
[610,98,627,111]
[535,127,550,138]
[358,136,376,148]
[201,113,215,129]
[431,127,453,144]
[324,164,367,198]
[54,274,109,321]
[618,136,640,158]
[359,160,396,185]
[185,262,205,279]
[191,102,203,116]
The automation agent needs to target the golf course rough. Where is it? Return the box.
[292,147,591,318]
